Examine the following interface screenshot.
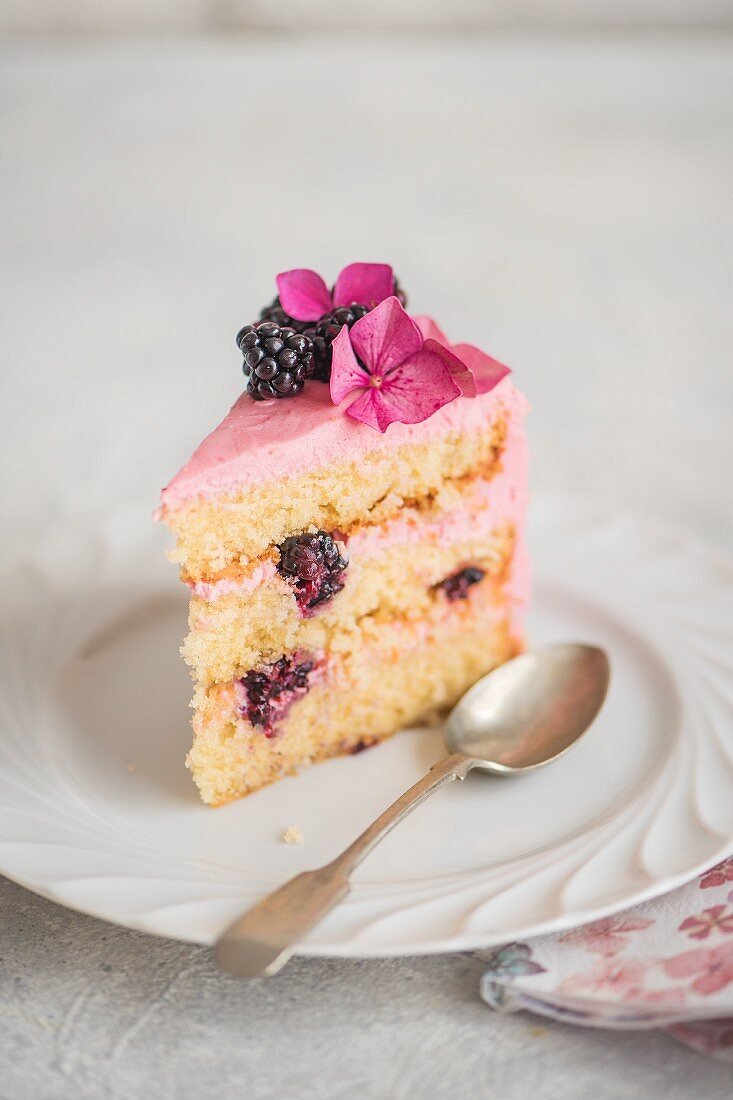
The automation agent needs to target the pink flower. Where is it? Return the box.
[414,316,510,397]
[560,957,650,997]
[662,941,733,996]
[559,916,654,957]
[700,857,733,890]
[329,297,469,433]
[277,263,395,323]
[679,906,733,941]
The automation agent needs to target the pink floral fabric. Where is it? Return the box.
[478,856,733,1061]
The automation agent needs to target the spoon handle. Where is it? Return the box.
[215,752,474,978]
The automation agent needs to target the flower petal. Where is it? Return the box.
[387,348,462,418]
[344,387,401,433]
[276,268,332,322]
[413,318,494,397]
[349,297,422,375]
[347,346,460,432]
[332,263,394,309]
[453,342,511,395]
[424,338,477,397]
[329,325,370,405]
[413,315,451,346]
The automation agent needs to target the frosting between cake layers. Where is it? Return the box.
[161,376,526,509]
[187,392,529,608]
[189,561,278,601]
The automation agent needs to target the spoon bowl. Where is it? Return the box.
[216,642,611,978]
[445,643,610,772]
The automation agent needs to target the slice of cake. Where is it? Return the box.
[159,264,529,805]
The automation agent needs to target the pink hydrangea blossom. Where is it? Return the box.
[277,263,395,323]
[329,297,467,432]
[330,298,512,433]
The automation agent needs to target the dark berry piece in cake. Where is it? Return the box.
[350,738,377,755]
[277,530,349,615]
[434,566,485,602]
[236,321,316,400]
[257,295,311,334]
[239,655,315,736]
[304,304,371,382]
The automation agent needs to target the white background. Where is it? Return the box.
[3,36,732,565]
[1,29,732,1099]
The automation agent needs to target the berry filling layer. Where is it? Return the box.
[238,654,317,737]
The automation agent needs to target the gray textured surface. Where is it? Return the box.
[3,878,733,1100]
[1,34,732,1098]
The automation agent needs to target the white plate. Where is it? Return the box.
[1,495,732,956]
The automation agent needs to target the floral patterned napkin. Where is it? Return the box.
[477,857,733,1060]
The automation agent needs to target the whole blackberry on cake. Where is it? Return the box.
[236,321,316,400]
[257,295,310,334]
[304,305,371,382]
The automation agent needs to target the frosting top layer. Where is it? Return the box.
[161,376,524,509]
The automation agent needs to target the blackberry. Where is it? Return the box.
[240,655,315,736]
[257,295,310,334]
[236,321,316,401]
[393,276,408,308]
[277,530,349,615]
[304,304,371,382]
[434,566,485,602]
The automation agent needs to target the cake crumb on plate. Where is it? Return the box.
[282,825,304,845]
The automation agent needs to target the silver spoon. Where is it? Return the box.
[215,643,610,979]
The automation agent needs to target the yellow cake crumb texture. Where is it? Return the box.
[161,403,528,806]
[187,603,520,806]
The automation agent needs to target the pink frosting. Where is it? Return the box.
[188,560,277,601]
[160,376,526,509]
